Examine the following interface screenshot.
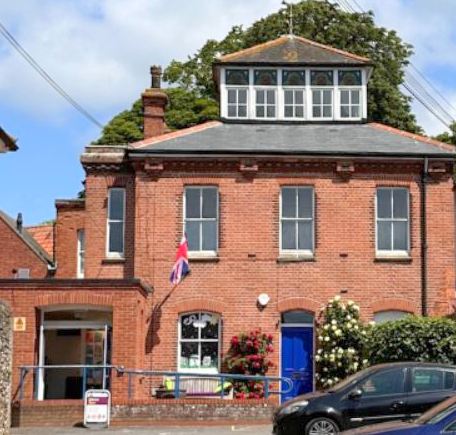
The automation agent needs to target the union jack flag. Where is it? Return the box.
[170,234,190,285]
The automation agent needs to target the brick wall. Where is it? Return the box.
[0,218,48,278]
[0,301,12,435]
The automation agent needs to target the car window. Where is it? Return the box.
[360,368,405,397]
[412,369,455,393]
[445,420,456,432]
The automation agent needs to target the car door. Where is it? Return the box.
[406,368,456,419]
[343,367,409,428]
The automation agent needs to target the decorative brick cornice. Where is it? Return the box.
[277,297,321,314]
[370,298,418,314]
[172,298,225,314]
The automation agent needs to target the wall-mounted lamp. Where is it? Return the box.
[257,293,270,307]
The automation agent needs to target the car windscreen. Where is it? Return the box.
[327,368,371,392]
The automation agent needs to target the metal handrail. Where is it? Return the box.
[18,365,293,401]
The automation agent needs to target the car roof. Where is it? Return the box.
[370,362,456,371]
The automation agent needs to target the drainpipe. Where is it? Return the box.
[421,157,429,316]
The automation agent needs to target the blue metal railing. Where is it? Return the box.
[18,365,293,401]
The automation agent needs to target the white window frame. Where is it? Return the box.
[375,187,410,258]
[183,186,219,258]
[283,88,306,119]
[226,87,249,119]
[106,187,125,258]
[177,311,221,374]
[339,87,362,120]
[77,229,85,279]
[279,186,315,257]
[254,87,277,119]
[311,88,334,120]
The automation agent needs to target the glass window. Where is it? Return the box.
[179,312,220,372]
[256,89,276,118]
[374,311,409,324]
[312,89,333,119]
[360,368,406,396]
[254,69,277,86]
[282,70,306,86]
[284,89,305,119]
[376,188,409,253]
[412,369,454,393]
[107,188,125,257]
[338,70,362,86]
[311,70,334,86]
[281,187,314,253]
[340,89,361,119]
[184,187,218,252]
[282,310,314,324]
[225,69,249,85]
[77,229,85,279]
[227,88,248,118]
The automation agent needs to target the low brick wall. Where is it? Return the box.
[12,399,276,427]
[0,302,12,435]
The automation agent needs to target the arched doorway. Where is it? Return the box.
[280,310,314,402]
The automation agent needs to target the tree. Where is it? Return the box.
[435,122,456,146]
[94,0,421,145]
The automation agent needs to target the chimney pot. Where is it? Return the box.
[151,65,162,89]
[16,212,23,232]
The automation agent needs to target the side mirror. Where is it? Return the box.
[348,388,363,400]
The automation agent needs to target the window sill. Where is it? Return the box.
[277,254,315,263]
[102,257,126,265]
[375,253,412,263]
[188,253,220,263]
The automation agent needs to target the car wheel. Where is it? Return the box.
[305,417,339,435]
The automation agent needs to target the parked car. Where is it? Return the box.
[342,395,456,434]
[273,362,456,435]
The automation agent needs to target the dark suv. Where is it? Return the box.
[273,362,456,435]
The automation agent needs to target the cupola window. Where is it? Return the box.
[338,70,362,86]
[225,69,249,85]
[254,69,277,86]
[282,70,306,86]
[310,70,334,86]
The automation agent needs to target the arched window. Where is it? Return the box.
[374,310,409,324]
[179,312,220,373]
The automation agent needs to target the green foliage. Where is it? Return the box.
[316,296,368,389]
[164,0,420,133]
[367,316,456,365]
[435,122,456,146]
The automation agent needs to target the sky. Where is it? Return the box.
[0,0,455,225]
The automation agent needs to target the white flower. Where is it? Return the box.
[353,305,360,311]
[327,379,333,385]
[348,348,355,354]
[337,348,344,354]
[369,321,376,326]
[346,323,352,329]
[318,336,324,341]
[335,329,343,337]
[331,319,337,325]
[331,325,337,331]
[346,315,352,320]
[354,325,359,330]
[324,336,330,342]
[347,300,354,306]
[315,355,321,362]
[334,377,339,382]
[329,355,335,361]
[353,362,359,370]
[318,349,323,354]
[321,377,326,383]
[362,330,367,335]
[351,318,357,324]
[334,295,341,302]
[337,362,342,367]
[324,324,330,330]
[363,359,368,365]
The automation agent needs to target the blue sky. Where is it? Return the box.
[0,0,455,225]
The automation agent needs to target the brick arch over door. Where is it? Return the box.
[173,298,225,315]
[36,293,114,308]
[370,298,418,315]
[277,297,321,315]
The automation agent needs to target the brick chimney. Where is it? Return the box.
[142,65,169,139]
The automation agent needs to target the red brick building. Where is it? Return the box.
[1,35,456,406]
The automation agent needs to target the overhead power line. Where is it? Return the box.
[0,21,103,129]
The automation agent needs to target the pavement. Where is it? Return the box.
[11,425,272,434]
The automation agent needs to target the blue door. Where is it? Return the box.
[281,326,314,403]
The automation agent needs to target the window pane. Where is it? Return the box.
[181,313,199,339]
[295,91,304,105]
[238,105,247,117]
[311,70,334,86]
[200,313,219,339]
[340,90,350,105]
[412,369,444,392]
[227,89,236,104]
[186,221,200,251]
[341,106,350,118]
[313,107,321,118]
[445,372,455,389]
[285,106,293,117]
[201,342,218,369]
[295,106,304,118]
[284,90,293,105]
[361,369,405,396]
[351,106,360,118]
[323,91,332,105]
[298,221,313,250]
[256,106,265,117]
[393,189,408,219]
[228,106,236,117]
[298,188,313,218]
[282,221,296,250]
[338,70,362,86]
[323,106,332,117]
[267,90,275,104]
[226,69,249,85]
[393,221,408,251]
[282,188,296,218]
[254,69,277,86]
[186,189,201,219]
[256,90,264,104]
[180,342,199,369]
[202,221,217,251]
[109,189,124,220]
[352,90,360,104]
[377,189,392,219]
[109,222,124,253]
[202,189,217,218]
[378,221,392,250]
[267,106,275,118]
[238,90,247,104]
[283,70,306,86]
[374,311,408,324]
[313,90,321,104]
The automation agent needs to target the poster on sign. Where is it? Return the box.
[83,389,111,428]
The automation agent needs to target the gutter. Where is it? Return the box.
[421,157,429,316]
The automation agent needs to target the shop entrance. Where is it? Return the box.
[37,306,112,400]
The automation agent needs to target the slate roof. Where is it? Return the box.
[0,211,53,265]
[216,35,371,66]
[26,224,54,257]
[129,122,456,158]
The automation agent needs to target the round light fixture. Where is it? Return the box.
[257,293,270,307]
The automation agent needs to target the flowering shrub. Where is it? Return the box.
[316,296,368,389]
[223,329,274,399]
